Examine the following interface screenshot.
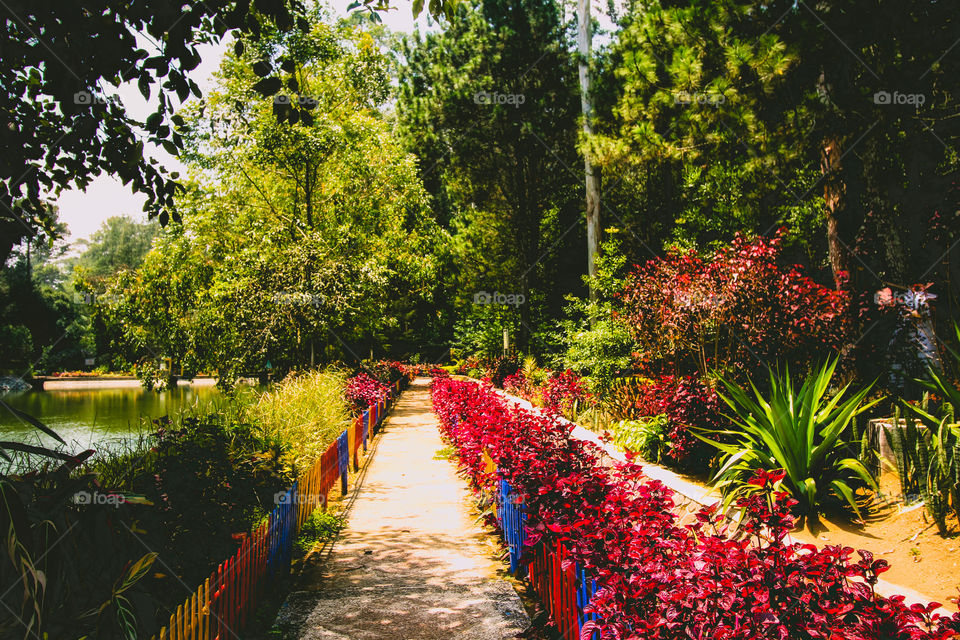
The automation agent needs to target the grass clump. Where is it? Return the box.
[294,510,344,556]
[250,369,353,473]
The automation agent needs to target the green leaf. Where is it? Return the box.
[252,76,282,96]
[145,112,162,131]
[115,552,158,596]
[138,74,151,100]
[0,402,66,445]
[252,60,273,77]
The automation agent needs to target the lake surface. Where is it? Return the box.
[0,384,234,453]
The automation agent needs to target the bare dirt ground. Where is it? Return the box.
[791,472,960,610]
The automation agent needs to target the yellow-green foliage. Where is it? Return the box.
[250,369,352,472]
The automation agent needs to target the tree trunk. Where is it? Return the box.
[817,66,848,290]
[821,134,848,289]
[578,0,600,303]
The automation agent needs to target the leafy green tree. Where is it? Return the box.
[0,223,86,373]
[0,0,459,266]
[0,0,310,266]
[559,229,636,390]
[73,217,159,283]
[99,15,447,383]
[396,0,583,351]
[590,0,959,372]
[589,0,818,256]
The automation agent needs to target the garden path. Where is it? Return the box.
[276,377,528,639]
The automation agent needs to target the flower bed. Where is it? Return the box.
[608,375,722,468]
[432,377,960,639]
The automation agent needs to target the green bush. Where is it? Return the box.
[1,415,163,639]
[563,317,634,393]
[293,510,343,557]
[609,414,671,464]
[697,360,880,517]
[1,367,361,638]
[521,356,550,388]
[249,369,352,473]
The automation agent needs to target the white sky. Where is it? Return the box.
[54,0,606,247]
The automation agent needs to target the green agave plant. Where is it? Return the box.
[696,359,881,517]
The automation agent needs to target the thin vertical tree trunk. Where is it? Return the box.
[821,135,848,289]
[817,67,848,290]
[578,0,600,302]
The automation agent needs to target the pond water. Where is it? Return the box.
[0,384,235,454]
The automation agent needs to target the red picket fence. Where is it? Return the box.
[319,440,340,510]
[528,539,580,639]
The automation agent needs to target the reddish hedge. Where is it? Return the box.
[432,377,960,640]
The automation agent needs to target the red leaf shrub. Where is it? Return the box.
[622,230,851,379]
[541,369,589,416]
[502,372,530,398]
[363,360,407,385]
[345,372,388,413]
[621,375,723,469]
[432,377,960,640]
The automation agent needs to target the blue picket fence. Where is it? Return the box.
[493,471,600,639]
[337,431,350,495]
[497,478,526,575]
[362,410,370,452]
[576,564,600,634]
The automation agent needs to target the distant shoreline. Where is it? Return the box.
[37,376,219,391]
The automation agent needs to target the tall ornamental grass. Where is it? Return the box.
[250,369,352,472]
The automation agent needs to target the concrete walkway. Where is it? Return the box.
[275,377,529,640]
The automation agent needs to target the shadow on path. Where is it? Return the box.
[274,378,529,640]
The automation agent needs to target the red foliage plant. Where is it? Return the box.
[345,372,389,413]
[541,369,589,416]
[621,375,723,469]
[431,377,960,640]
[502,372,530,398]
[621,230,851,379]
